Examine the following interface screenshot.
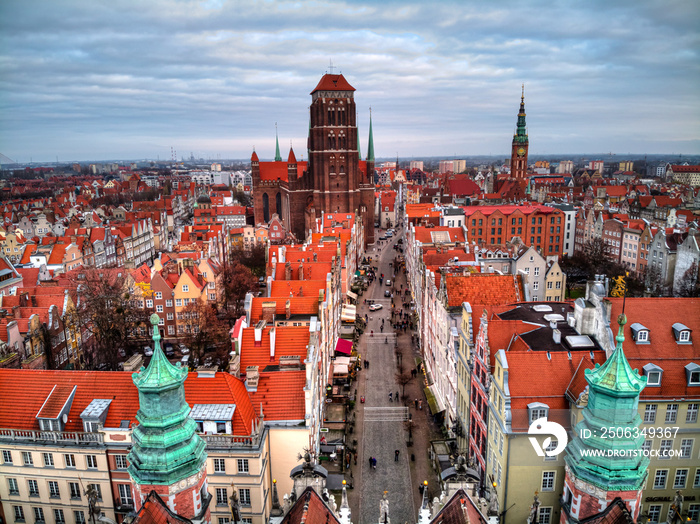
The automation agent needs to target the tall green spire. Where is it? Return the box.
[564,313,648,491]
[513,84,528,145]
[274,123,282,162]
[128,314,207,486]
[367,110,375,162]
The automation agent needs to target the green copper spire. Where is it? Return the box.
[128,314,207,486]
[513,85,528,145]
[564,313,648,491]
[367,110,375,162]
[274,123,282,162]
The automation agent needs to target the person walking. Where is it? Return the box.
[395,449,400,461]
[396,391,399,402]
[389,391,393,402]
[419,399,423,410]
[369,456,373,468]
[414,398,419,409]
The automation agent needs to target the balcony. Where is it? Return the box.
[0,428,104,445]
[200,431,262,449]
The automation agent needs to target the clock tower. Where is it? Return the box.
[510,85,529,180]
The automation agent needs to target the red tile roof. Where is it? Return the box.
[0,370,255,436]
[250,370,306,421]
[249,297,320,322]
[281,487,340,524]
[444,273,523,308]
[310,73,355,94]
[239,326,311,370]
[269,280,326,299]
[608,297,700,400]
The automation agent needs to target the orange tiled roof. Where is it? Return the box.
[239,326,311,370]
[0,370,255,436]
[444,273,524,308]
[250,370,306,421]
[269,280,326,299]
[609,297,700,400]
[249,297,320,322]
[310,73,355,94]
[274,262,332,281]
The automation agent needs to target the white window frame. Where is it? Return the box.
[239,488,251,506]
[653,469,668,489]
[65,454,76,468]
[86,455,98,469]
[541,471,555,491]
[237,458,249,474]
[115,455,128,469]
[688,404,699,423]
[666,404,678,423]
[674,469,688,489]
[213,458,226,473]
[644,404,657,423]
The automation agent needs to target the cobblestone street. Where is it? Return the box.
[345,226,442,523]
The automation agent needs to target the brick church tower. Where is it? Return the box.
[128,314,211,523]
[510,85,529,180]
[252,73,375,245]
[560,313,648,523]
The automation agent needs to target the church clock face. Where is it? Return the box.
[517,147,526,157]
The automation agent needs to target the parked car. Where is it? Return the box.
[369,304,383,311]
[144,346,153,357]
[386,279,391,286]
[180,355,190,367]
[178,343,190,354]
[164,343,175,357]
[384,290,391,297]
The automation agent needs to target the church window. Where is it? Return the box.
[262,193,270,223]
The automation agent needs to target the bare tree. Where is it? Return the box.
[180,300,231,368]
[395,371,413,400]
[68,269,151,370]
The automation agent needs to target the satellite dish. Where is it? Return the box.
[62,414,68,424]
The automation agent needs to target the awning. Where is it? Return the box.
[333,363,349,375]
[424,385,446,415]
[346,290,358,300]
[335,338,352,355]
[341,304,356,322]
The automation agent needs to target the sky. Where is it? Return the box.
[0,0,699,163]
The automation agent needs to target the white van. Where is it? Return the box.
[180,355,190,368]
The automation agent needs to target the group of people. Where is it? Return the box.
[388,391,400,402]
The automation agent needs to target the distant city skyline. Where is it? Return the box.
[1,0,698,163]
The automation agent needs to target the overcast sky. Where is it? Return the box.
[0,0,698,163]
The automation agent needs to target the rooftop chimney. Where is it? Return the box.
[245,366,259,392]
[285,261,292,280]
[285,299,291,320]
[254,320,266,346]
[261,301,276,324]
[553,328,561,344]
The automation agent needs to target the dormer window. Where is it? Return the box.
[686,363,700,386]
[528,402,549,423]
[643,363,664,386]
[672,323,692,344]
[630,323,650,344]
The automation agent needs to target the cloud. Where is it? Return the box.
[0,0,698,162]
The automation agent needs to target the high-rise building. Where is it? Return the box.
[252,73,376,244]
[510,86,529,180]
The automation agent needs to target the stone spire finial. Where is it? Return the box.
[378,491,390,524]
[270,479,283,517]
[338,480,352,524]
[417,481,432,524]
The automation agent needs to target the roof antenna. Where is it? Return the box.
[329,59,335,74]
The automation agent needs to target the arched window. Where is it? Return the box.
[340,165,345,175]
[262,193,270,223]
[276,192,282,216]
